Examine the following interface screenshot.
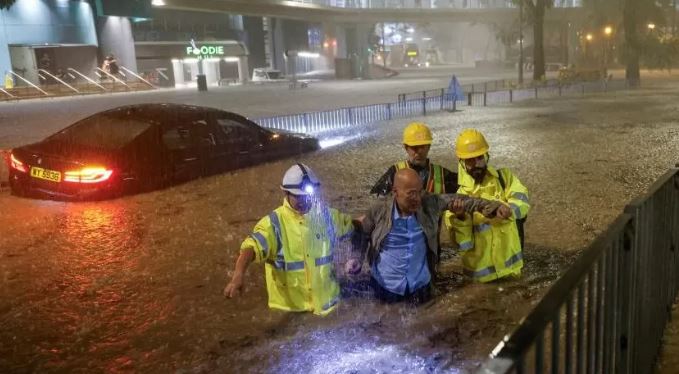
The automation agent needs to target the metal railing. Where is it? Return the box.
[477,167,679,374]
[254,95,457,134]
[254,78,629,135]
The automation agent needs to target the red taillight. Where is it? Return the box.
[9,152,27,173]
[64,167,113,184]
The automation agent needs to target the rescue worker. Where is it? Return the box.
[448,129,530,283]
[346,169,501,304]
[370,122,457,196]
[223,163,357,315]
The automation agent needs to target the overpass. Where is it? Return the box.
[162,0,584,24]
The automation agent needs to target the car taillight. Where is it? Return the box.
[64,167,113,184]
[9,152,27,173]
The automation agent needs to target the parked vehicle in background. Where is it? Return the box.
[252,68,287,83]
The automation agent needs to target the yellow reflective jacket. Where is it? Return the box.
[241,199,354,315]
[447,165,530,283]
[395,161,445,194]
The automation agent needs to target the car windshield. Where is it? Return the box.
[49,112,152,149]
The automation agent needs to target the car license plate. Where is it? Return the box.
[30,167,62,182]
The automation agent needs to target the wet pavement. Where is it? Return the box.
[2,73,679,373]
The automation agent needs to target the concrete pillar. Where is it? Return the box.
[96,16,138,72]
[238,56,249,83]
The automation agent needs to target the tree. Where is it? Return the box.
[0,0,17,10]
[584,0,671,86]
[513,0,553,81]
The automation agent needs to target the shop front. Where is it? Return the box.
[134,41,249,88]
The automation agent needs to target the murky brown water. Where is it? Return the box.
[2,77,679,373]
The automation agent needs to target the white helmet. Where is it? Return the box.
[280,163,321,195]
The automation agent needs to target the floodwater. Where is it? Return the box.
[2,75,679,373]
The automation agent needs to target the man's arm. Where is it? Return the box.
[370,166,397,196]
[223,248,255,298]
[434,193,502,217]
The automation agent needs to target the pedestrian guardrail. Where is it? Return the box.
[253,94,458,134]
[254,78,630,135]
[477,167,679,374]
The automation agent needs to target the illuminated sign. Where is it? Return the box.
[407,51,418,57]
[185,44,226,59]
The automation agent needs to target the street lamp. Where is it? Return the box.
[586,33,593,42]
[603,26,613,76]
[648,23,656,30]
[604,26,613,36]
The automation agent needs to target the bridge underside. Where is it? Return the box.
[163,0,583,24]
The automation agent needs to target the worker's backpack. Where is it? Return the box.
[497,168,527,250]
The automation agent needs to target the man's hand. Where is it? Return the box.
[496,204,511,219]
[223,274,245,298]
[449,197,466,216]
[345,258,362,275]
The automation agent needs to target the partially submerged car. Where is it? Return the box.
[8,103,319,200]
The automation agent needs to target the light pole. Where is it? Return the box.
[518,0,524,85]
[603,26,612,76]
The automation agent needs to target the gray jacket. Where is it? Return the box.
[357,193,499,273]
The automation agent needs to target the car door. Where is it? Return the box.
[160,117,203,181]
[214,113,268,168]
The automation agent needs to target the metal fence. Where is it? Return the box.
[253,95,457,134]
[253,79,629,135]
[477,168,679,374]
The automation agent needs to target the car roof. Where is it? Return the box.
[99,103,246,122]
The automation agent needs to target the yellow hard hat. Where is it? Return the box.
[402,122,433,146]
[455,129,489,159]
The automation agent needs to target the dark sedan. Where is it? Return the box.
[7,103,319,200]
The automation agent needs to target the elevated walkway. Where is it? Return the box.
[163,0,583,23]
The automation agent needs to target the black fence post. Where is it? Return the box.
[468,92,472,106]
[422,91,427,116]
[387,103,392,120]
[440,88,445,111]
[510,89,513,103]
[483,91,487,106]
[535,86,538,99]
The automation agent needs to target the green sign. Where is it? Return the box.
[186,45,226,59]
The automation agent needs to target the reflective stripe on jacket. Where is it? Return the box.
[448,165,530,283]
[241,198,354,315]
[395,161,445,194]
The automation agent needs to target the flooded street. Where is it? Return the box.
[2,76,679,373]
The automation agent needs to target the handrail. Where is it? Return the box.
[120,66,155,88]
[95,67,130,88]
[477,167,679,374]
[37,69,79,94]
[8,71,48,96]
[0,87,15,98]
[67,68,107,91]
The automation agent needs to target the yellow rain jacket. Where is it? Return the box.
[448,165,530,283]
[241,199,354,315]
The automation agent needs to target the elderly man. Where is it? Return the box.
[448,129,530,283]
[346,168,500,304]
[224,163,358,315]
